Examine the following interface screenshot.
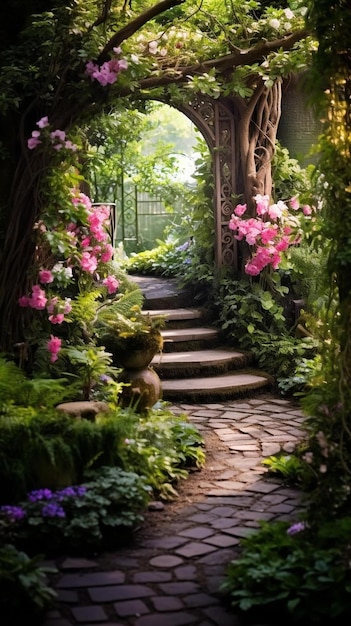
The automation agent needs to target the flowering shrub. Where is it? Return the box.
[229,194,313,276]
[21,118,120,365]
[0,468,151,554]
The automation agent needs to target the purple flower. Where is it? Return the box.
[0,505,26,522]
[27,488,53,502]
[56,485,87,500]
[41,503,66,518]
[287,521,306,535]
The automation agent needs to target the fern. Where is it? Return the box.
[70,290,102,330]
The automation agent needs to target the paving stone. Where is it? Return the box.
[186,512,217,523]
[56,589,79,603]
[57,571,125,588]
[183,593,220,608]
[114,599,150,616]
[209,506,237,517]
[133,571,173,583]
[151,595,185,611]
[246,481,279,493]
[175,541,218,558]
[269,502,295,513]
[71,605,108,622]
[210,518,239,530]
[204,533,241,547]
[198,548,238,565]
[149,554,184,568]
[174,564,197,580]
[221,525,257,538]
[61,558,98,570]
[142,536,188,549]
[158,581,200,595]
[88,584,153,602]
[178,526,215,540]
[134,612,197,626]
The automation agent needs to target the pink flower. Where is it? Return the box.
[254,194,269,215]
[100,244,114,263]
[303,204,312,215]
[37,116,49,129]
[290,196,299,210]
[18,295,30,307]
[275,236,290,252]
[85,61,99,78]
[72,192,92,211]
[64,140,77,151]
[80,252,98,273]
[81,236,91,248]
[39,269,54,284]
[50,129,66,142]
[28,136,42,150]
[47,335,62,363]
[234,203,247,217]
[47,297,59,314]
[63,299,72,314]
[103,275,119,294]
[268,201,285,220]
[49,313,65,324]
[29,285,47,310]
[260,226,278,245]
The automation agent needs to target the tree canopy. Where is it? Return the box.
[0,0,315,349]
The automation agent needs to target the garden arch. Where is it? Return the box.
[178,95,239,270]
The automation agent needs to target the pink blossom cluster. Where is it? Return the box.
[19,192,120,363]
[19,285,72,325]
[85,47,128,86]
[229,194,312,276]
[27,116,77,151]
[71,193,116,283]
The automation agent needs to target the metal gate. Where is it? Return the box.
[114,180,176,255]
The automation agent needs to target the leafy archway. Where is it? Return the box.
[0,0,312,351]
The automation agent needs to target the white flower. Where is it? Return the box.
[269,18,280,30]
[284,9,294,19]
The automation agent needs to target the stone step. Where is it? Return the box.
[151,347,252,378]
[161,327,219,352]
[143,307,205,329]
[161,371,272,402]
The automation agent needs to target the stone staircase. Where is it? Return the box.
[131,275,272,403]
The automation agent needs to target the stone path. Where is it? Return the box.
[43,393,306,626]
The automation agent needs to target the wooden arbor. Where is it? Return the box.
[180,95,239,270]
[178,80,283,272]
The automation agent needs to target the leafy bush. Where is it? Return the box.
[221,518,351,623]
[118,406,205,500]
[0,543,57,625]
[0,407,132,503]
[213,276,318,388]
[0,467,151,555]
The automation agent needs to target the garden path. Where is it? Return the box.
[43,393,306,626]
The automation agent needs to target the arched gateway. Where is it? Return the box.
[179,95,239,270]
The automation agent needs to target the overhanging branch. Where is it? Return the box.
[119,28,308,92]
[97,0,186,63]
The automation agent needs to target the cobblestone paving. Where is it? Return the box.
[43,393,306,626]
